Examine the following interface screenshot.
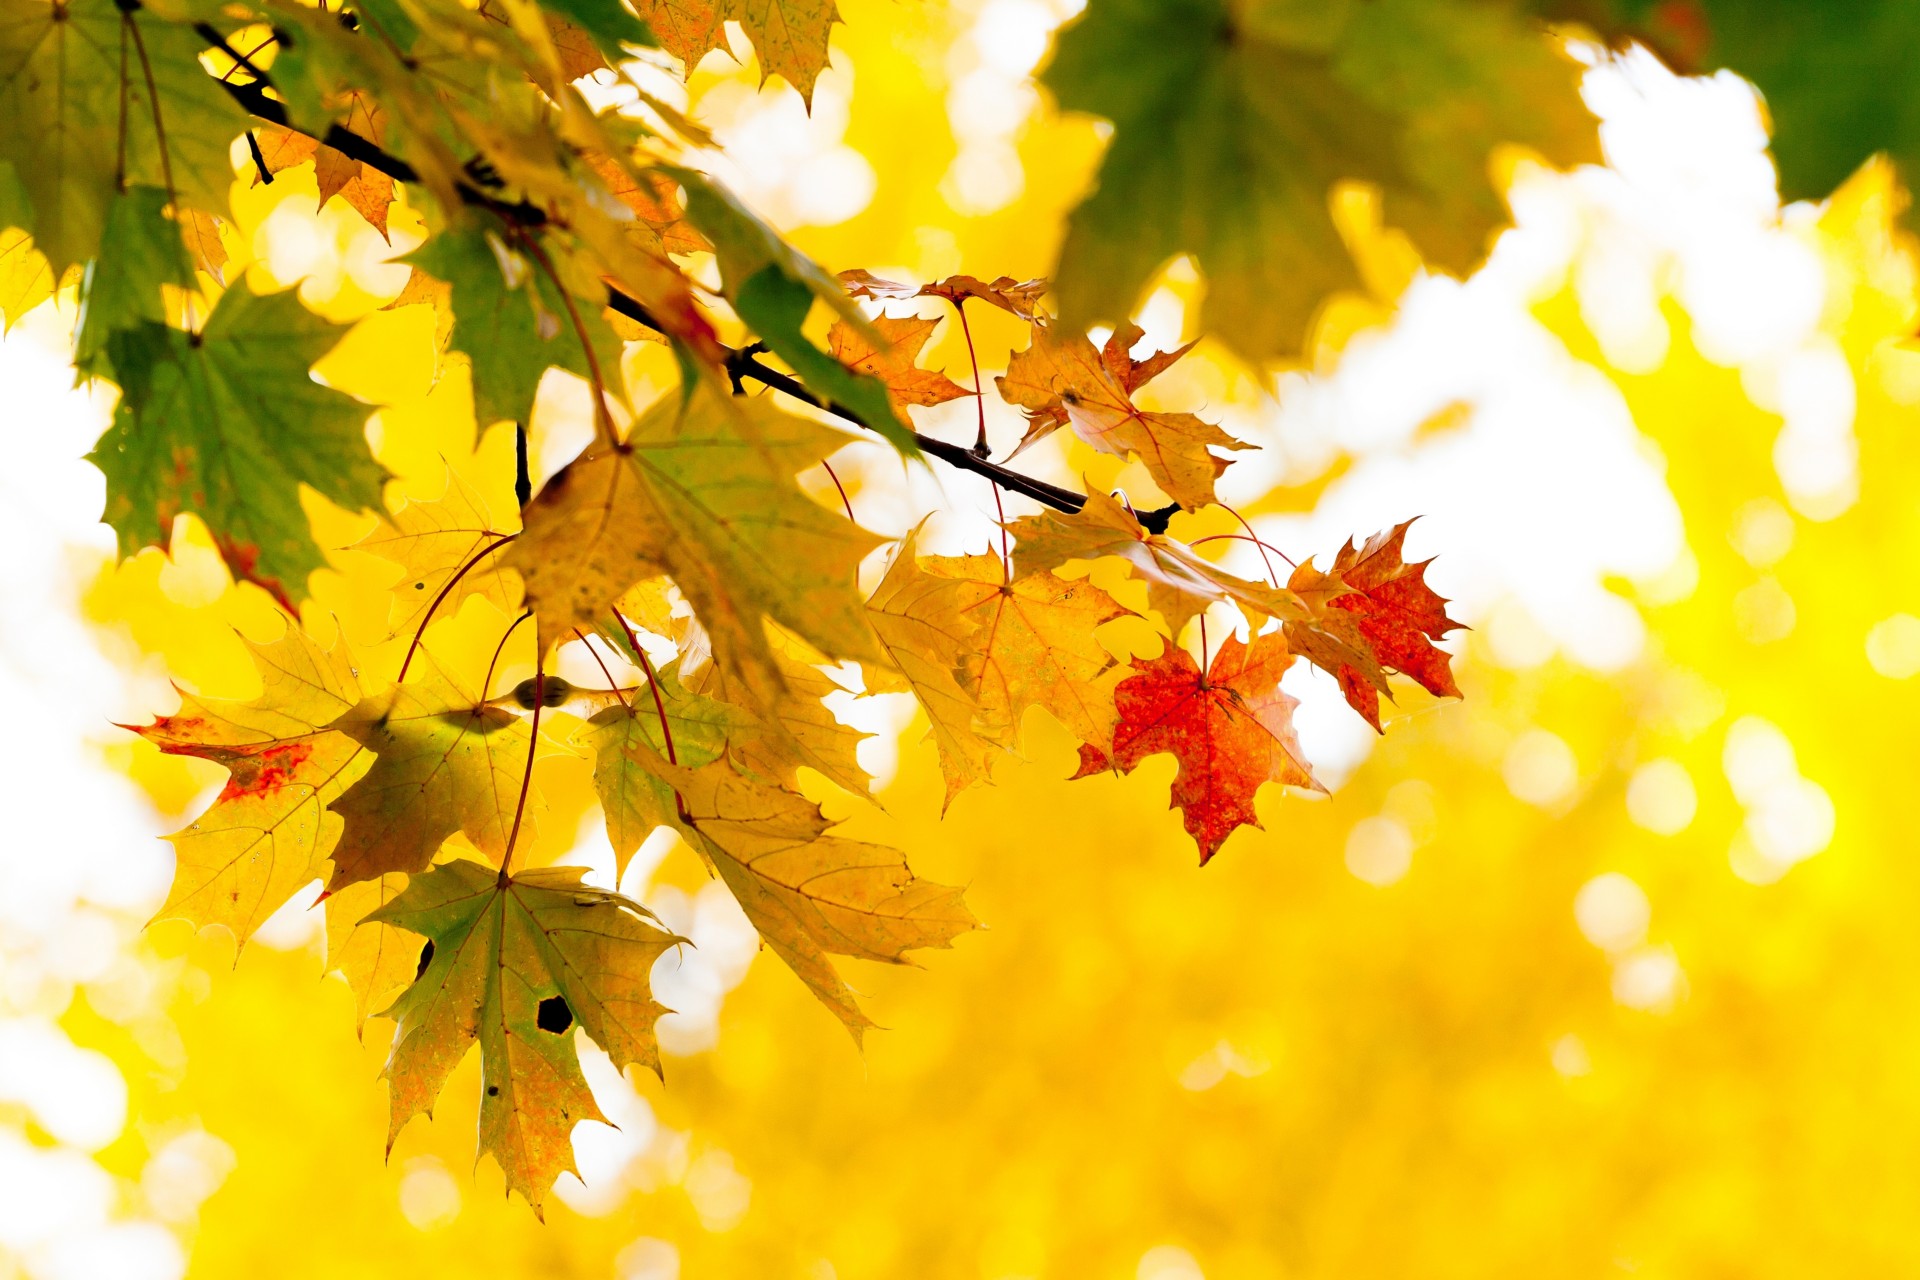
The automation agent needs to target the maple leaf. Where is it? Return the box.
[839,268,1050,321]
[324,873,415,1028]
[578,658,759,879]
[504,435,660,658]
[72,187,194,380]
[371,859,682,1217]
[1085,632,1322,864]
[635,0,839,105]
[253,94,398,240]
[586,155,711,259]
[1009,489,1306,637]
[1283,520,1463,731]
[325,638,540,889]
[628,383,883,686]
[352,470,523,644]
[130,625,371,944]
[865,530,1003,806]
[407,224,625,431]
[675,618,873,797]
[176,209,228,283]
[0,0,248,272]
[928,553,1135,757]
[667,757,977,1038]
[476,0,618,81]
[1044,0,1599,360]
[997,321,1246,510]
[827,315,971,412]
[90,284,390,607]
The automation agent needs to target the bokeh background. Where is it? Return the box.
[5,2,1920,1276]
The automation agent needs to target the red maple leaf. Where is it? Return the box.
[1078,631,1322,863]
[1285,520,1463,731]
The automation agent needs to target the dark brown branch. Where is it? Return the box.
[197,30,1183,531]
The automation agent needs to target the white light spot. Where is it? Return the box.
[789,147,876,226]
[1550,1033,1592,1078]
[1722,716,1797,806]
[1344,815,1414,886]
[141,1128,235,1222]
[1574,873,1650,953]
[617,1238,681,1280]
[1729,497,1794,568]
[1743,777,1835,868]
[1866,613,1920,679]
[941,142,1025,216]
[1611,945,1686,1012]
[1177,1039,1272,1092]
[684,1150,752,1232]
[397,1157,462,1230]
[0,1019,128,1151]
[1625,758,1696,836]
[1503,729,1578,807]
[1485,601,1557,670]
[1137,1244,1205,1280]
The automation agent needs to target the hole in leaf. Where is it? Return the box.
[537,996,573,1034]
[487,1084,499,1096]
[415,940,434,979]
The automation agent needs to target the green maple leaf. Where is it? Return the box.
[0,0,248,273]
[669,167,915,454]
[1559,0,1920,208]
[72,185,193,378]
[1045,0,1599,361]
[577,659,759,880]
[91,284,389,604]
[370,859,682,1218]
[409,224,624,430]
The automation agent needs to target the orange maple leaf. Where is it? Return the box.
[840,268,1049,321]
[827,314,971,412]
[997,321,1249,510]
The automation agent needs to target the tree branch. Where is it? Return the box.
[199,38,1186,531]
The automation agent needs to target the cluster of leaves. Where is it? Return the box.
[122,273,1462,1210]
[12,0,1879,1221]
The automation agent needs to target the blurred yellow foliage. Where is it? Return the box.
[48,4,1920,1277]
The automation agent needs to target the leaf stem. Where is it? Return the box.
[572,626,630,708]
[123,7,179,212]
[952,298,989,458]
[500,654,542,884]
[396,531,517,683]
[820,459,855,522]
[615,609,694,825]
